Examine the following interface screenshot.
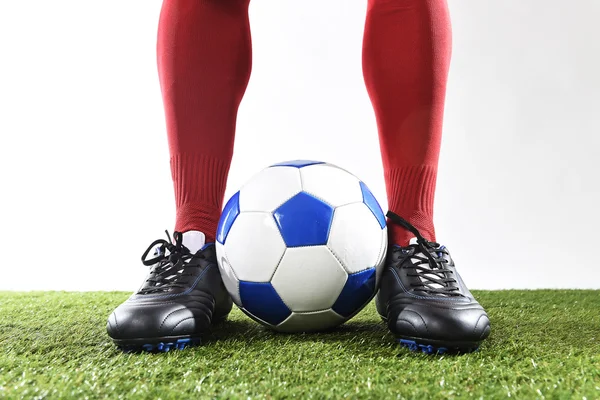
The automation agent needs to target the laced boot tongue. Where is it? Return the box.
[409,237,446,291]
[181,231,206,255]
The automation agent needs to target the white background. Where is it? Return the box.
[1,0,599,291]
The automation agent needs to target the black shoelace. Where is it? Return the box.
[137,231,202,294]
[386,211,463,297]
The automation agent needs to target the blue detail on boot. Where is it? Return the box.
[119,337,201,353]
[399,339,450,355]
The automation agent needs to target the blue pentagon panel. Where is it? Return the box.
[360,181,386,229]
[216,191,240,245]
[331,267,377,318]
[270,160,325,168]
[273,192,334,247]
[239,281,291,326]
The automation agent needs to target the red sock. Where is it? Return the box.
[157,0,252,242]
[362,0,452,246]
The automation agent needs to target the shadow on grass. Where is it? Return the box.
[205,320,496,358]
[208,319,391,343]
[204,318,399,354]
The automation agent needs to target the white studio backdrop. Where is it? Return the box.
[0,0,598,291]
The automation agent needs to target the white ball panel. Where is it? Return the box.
[271,246,347,312]
[300,164,363,207]
[215,242,242,307]
[239,166,302,212]
[275,309,346,332]
[223,212,286,282]
[327,203,386,274]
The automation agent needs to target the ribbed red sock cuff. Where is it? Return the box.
[175,203,220,243]
[385,165,437,245]
[171,153,231,242]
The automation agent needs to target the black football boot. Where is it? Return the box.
[377,212,491,354]
[106,231,232,352]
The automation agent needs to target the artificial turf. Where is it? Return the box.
[0,290,598,399]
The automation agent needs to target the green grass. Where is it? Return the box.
[0,291,599,399]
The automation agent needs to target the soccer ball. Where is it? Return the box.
[215,160,388,332]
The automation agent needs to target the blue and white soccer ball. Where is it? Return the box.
[215,160,388,332]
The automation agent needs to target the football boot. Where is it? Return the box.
[106,230,232,352]
[376,211,491,354]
